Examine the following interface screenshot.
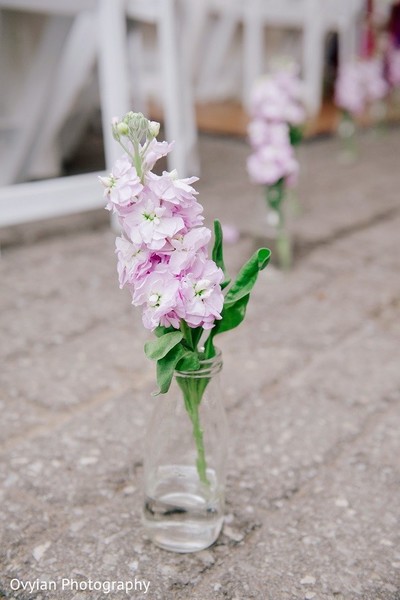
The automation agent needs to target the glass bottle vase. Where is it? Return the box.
[142,351,228,553]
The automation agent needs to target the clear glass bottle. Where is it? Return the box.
[142,350,228,553]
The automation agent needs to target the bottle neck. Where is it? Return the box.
[175,349,223,379]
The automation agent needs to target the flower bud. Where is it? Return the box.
[149,121,160,138]
[98,175,113,188]
[124,112,150,142]
[117,122,129,136]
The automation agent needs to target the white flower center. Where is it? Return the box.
[142,211,160,225]
[194,279,210,297]
[130,248,141,260]
[149,293,161,307]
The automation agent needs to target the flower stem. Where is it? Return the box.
[133,140,143,181]
[276,208,292,271]
[189,396,209,486]
[178,376,210,486]
[180,320,195,351]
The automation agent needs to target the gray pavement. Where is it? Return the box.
[1,129,400,600]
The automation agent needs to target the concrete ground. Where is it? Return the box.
[1,128,400,600]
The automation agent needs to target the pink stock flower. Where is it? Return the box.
[115,236,152,288]
[273,68,303,102]
[123,196,185,251]
[99,155,143,212]
[248,120,290,149]
[247,145,298,187]
[249,75,305,125]
[249,78,285,120]
[335,63,365,115]
[173,201,204,230]
[169,227,211,274]
[101,114,225,331]
[361,58,388,102]
[335,58,388,115]
[387,47,400,86]
[284,102,306,126]
[246,67,303,192]
[132,267,181,330]
[146,170,199,207]
[179,258,224,330]
[142,140,174,172]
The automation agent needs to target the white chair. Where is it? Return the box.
[192,0,363,115]
[0,0,198,228]
[243,0,364,114]
[194,0,243,102]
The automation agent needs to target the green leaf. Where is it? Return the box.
[213,294,250,335]
[224,248,271,307]
[212,219,231,289]
[176,351,201,372]
[204,296,250,356]
[154,325,175,338]
[202,247,271,356]
[212,219,225,271]
[154,344,186,395]
[289,124,303,146]
[203,334,216,359]
[190,327,204,352]
[144,331,183,361]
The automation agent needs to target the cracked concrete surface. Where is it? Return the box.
[1,130,400,599]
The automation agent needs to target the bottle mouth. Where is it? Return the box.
[175,348,223,378]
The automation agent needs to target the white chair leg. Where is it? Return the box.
[97,0,131,170]
[243,0,264,108]
[128,24,147,114]
[337,1,362,67]
[157,0,190,177]
[179,0,208,82]
[176,0,201,174]
[302,0,325,116]
[196,9,238,102]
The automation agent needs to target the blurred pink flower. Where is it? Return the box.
[248,120,290,149]
[387,46,400,86]
[273,67,303,102]
[249,74,305,125]
[361,58,389,102]
[246,67,303,193]
[335,63,365,115]
[247,145,298,187]
[335,58,388,114]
